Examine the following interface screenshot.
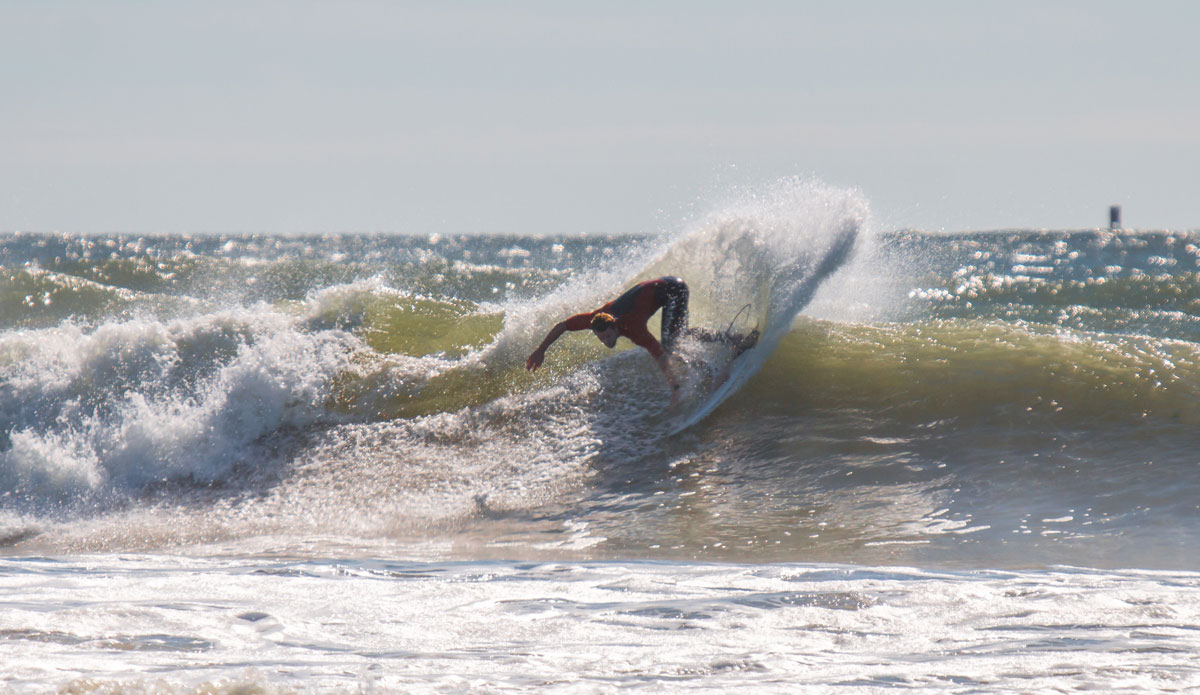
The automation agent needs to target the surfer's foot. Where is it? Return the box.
[686,327,725,344]
[734,328,759,356]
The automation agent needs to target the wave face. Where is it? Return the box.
[2,181,1199,569]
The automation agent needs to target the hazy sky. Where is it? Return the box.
[2,1,1197,235]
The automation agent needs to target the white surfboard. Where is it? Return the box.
[665,334,761,435]
[665,223,857,436]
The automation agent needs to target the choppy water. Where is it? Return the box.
[2,179,1199,691]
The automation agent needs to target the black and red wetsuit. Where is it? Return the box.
[562,277,689,357]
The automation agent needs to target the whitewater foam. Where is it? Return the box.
[0,307,359,510]
[6,556,1200,694]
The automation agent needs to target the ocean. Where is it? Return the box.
[2,179,1199,692]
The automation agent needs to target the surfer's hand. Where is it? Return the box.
[526,349,545,371]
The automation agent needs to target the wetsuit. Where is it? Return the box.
[561,277,689,357]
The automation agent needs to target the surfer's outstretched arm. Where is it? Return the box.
[526,313,590,371]
[526,322,567,371]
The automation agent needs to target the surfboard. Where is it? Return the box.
[664,220,858,436]
[664,310,762,436]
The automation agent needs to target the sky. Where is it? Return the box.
[2,1,1197,235]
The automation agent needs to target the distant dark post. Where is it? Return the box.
[1109,205,1121,230]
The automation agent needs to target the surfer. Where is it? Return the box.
[525,276,757,408]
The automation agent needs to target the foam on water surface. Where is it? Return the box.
[2,555,1198,694]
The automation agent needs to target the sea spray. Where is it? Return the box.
[487,177,867,387]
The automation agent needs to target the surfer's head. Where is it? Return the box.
[590,312,619,348]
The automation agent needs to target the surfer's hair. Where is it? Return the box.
[590,312,617,331]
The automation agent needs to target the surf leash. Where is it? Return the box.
[725,303,753,338]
